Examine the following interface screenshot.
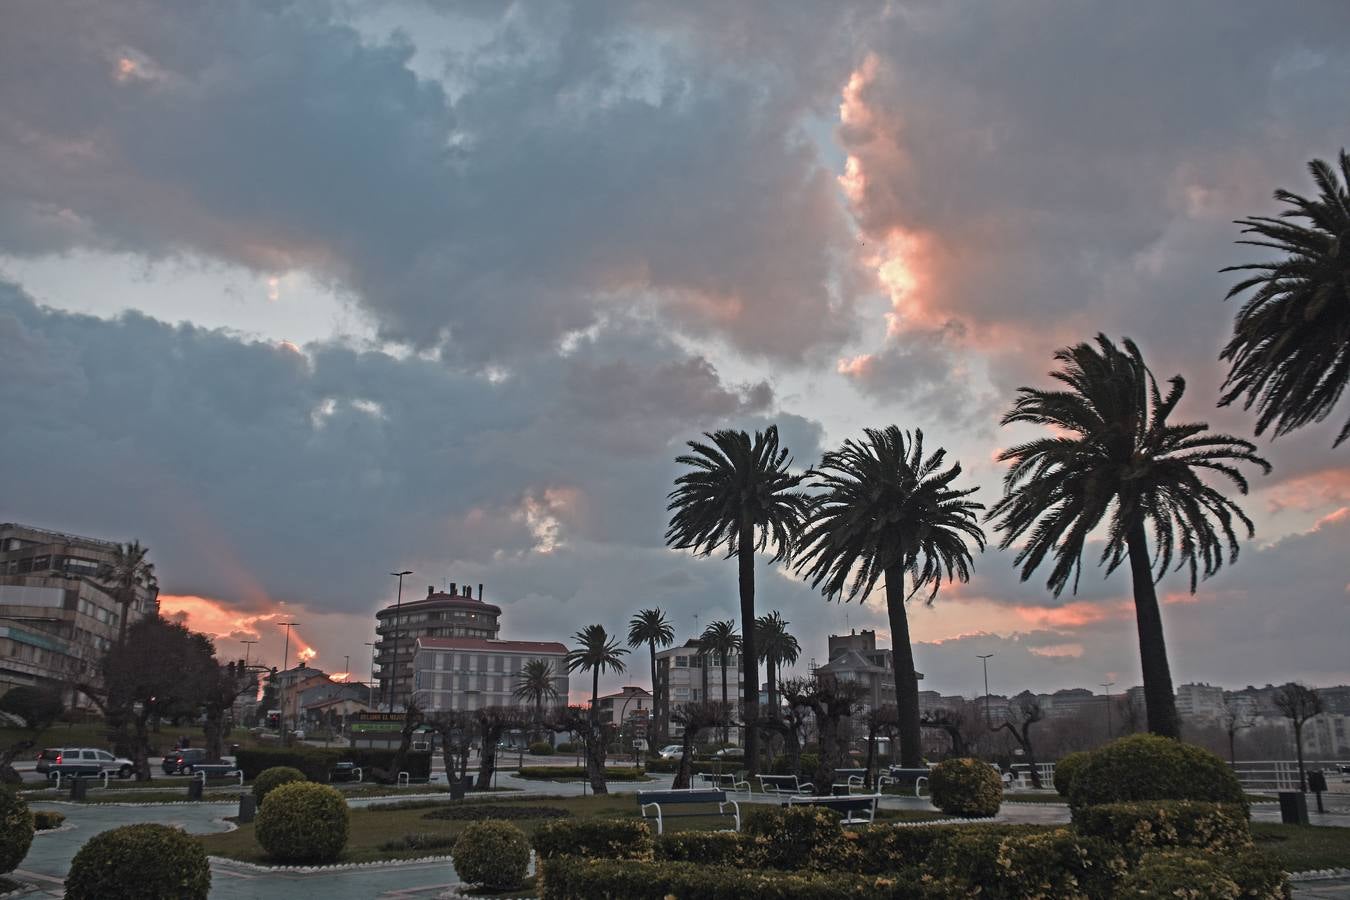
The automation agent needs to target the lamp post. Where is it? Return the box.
[277,622,299,743]
[1100,681,1116,739]
[977,654,994,727]
[364,642,377,708]
[242,640,257,669]
[388,570,412,712]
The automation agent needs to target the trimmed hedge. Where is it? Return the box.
[64,823,210,899]
[769,753,820,777]
[537,857,954,900]
[928,758,1003,818]
[849,823,1046,875]
[236,747,341,781]
[1118,848,1288,899]
[452,820,530,891]
[655,831,753,867]
[744,805,860,872]
[1075,800,1252,859]
[0,790,33,875]
[515,765,648,781]
[253,766,307,804]
[255,782,349,863]
[928,826,1125,900]
[528,741,555,755]
[533,818,653,861]
[555,742,577,753]
[343,748,432,782]
[1053,751,1089,797]
[1067,734,1246,814]
[32,810,65,831]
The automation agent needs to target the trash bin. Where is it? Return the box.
[238,793,256,823]
[187,779,204,801]
[1278,791,1308,825]
[69,777,87,801]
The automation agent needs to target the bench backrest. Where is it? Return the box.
[638,789,726,805]
[759,775,799,785]
[833,768,867,778]
[887,767,930,778]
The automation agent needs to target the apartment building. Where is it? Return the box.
[1176,682,1226,720]
[411,636,568,713]
[0,522,159,702]
[374,582,501,708]
[594,686,651,725]
[653,639,743,743]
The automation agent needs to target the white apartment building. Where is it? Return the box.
[1176,682,1226,720]
[411,636,568,713]
[654,639,743,743]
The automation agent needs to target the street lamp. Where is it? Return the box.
[977,654,994,727]
[277,622,299,743]
[241,640,257,669]
[364,642,377,708]
[388,570,412,712]
[1100,681,1115,738]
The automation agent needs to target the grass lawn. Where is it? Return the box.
[1252,823,1350,872]
[197,793,950,865]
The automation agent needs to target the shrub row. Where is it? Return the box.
[343,748,432,781]
[533,818,653,861]
[514,765,648,781]
[65,823,210,899]
[1119,848,1288,899]
[528,741,555,755]
[1073,800,1251,859]
[235,747,432,783]
[378,832,459,852]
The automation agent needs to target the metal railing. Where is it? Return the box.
[1231,760,1350,792]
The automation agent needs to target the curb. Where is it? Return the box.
[1289,867,1350,882]
[208,854,453,874]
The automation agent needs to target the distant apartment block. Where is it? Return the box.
[373,582,501,707]
[593,686,651,726]
[411,636,568,713]
[1176,682,1226,720]
[0,522,159,703]
[654,639,743,743]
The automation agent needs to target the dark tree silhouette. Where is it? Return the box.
[627,608,674,745]
[996,693,1045,788]
[864,704,900,788]
[667,425,812,777]
[95,540,158,646]
[699,619,740,744]
[756,611,800,717]
[989,336,1269,738]
[796,426,984,768]
[1221,150,1350,446]
[669,701,734,789]
[565,624,628,718]
[1274,683,1322,791]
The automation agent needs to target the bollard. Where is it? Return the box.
[69,777,87,801]
[238,793,256,823]
[187,779,204,801]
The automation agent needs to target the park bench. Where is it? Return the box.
[329,762,364,783]
[698,770,750,794]
[831,767,869,794]
[878,767,930,798]
[757,774,814,796]
[786,793,881,826]
[637,788,740,836]
[397,771,435,787]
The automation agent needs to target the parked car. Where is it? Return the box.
[36,748,134,780]
[162,748,208,775]
[657,745,684,760]
[713,747,744,760]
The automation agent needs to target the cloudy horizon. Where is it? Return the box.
[3,1,1347,704]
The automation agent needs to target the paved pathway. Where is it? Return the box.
[11,776,1349,898]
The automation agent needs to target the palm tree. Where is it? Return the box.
[627,608,674,744]
[700,619,741,744]
[512,658,560,722]
[666,426,813,775]
[1220,150,1350,446]
[95,540,158,645]
[755,611,800,716]
[564,624,628,721]
[796,426,985,769]
[988,335,1270,738]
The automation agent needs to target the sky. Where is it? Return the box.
[2,1,1347,704]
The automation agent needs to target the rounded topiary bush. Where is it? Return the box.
[528,741,555,755]
[929,757,1003,818]
[1068,734,1247,815]
[0,789,33,875]
[1053,751,1089,797]
[253,765,307,804]
[452,820,530,890]
[255,781,349,863]
[65,823,210,899]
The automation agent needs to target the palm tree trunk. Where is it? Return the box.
[884,563,923,769]
[117,596,130,645]
[720,659,729,744]
[767,658,777,717]
[591,668,600,718]
[649,642,660,746]
[1125,520,1180,739]
[737,524,759,777]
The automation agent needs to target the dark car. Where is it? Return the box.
[162,748,208,775]
[36,747,134,780]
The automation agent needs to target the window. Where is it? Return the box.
[674,656,687,667]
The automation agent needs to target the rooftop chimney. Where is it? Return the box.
[449,582,456,595]
[427,585,434,597]
[462,584,470,597]
[478,584,484,602]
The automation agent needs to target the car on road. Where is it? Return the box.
[657,745,684,760]
[162,748,208,775]
[36,748,134,780]
[713,747,744,760]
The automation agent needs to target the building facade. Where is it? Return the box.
[374,583,501,708]
[654,639,743,743]
[0,522,159,703]
[817,630,924,740]
[594,686,651,725]
[1176,682,1226,720]
[411,636,568,713]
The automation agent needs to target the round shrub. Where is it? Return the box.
[32,810,65,831]
[928,758,1003,818]
[65,823,210,899]
[1053,751,1089,797]
[252,765,307,804]
[528,740,555,755]
[452,820,530,890]
[1068,734,1247,815]
[0,789,33,875]
[255,781,349,863]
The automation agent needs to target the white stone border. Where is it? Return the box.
[32,821,77,836]
[28,798,236,808]
[888,815,999,828]
[1289,867,1350,882]
[0,879,34,899]
[208,854,453,874]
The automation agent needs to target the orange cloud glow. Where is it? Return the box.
[159,593,319,668]
[1264,468,1350,515]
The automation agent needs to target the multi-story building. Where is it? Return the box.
[374,583,501,708]
[654,639,743,743]
[816,630,924,739]
[1176,682,1226,720]
[594,686,651,725]
[411,636,568,713]
[0,522,159,703]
